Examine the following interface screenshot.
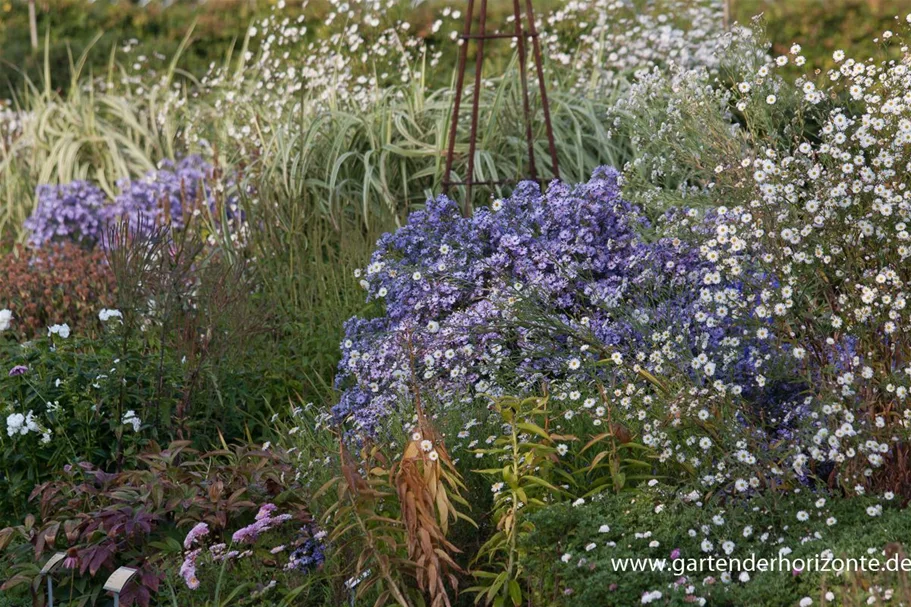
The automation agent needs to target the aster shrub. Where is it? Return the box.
[335,168,793,454]
[630,20,911,498]
[23,156,241,249]
[336,167,643,430]
[544,0,731,94]
[24,181,109,247]
[716,45,911,496]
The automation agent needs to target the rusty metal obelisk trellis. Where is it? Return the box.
[442,0,560,216]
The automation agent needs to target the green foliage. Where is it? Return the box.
[468,394,675,607]
[0,0,268,99]
[0,222,293,524]
[734,0,911,75]
[241,190,387,405]
[522,487,911,606]
[0,331,161,526]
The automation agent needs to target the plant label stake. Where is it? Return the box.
[40,552,66,607]
[442,0,560,216]
[103,567,138,607]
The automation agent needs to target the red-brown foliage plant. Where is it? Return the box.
[0,243,116,339]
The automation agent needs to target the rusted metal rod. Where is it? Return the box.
[464,0,489,216]
[442,0,559,216]
[524,0,560,181]
[513,0,538,182]
[460,32,539,39]
[442,0,477,203]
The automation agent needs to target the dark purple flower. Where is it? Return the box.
[8,365,28,377]
[288,525,326,574]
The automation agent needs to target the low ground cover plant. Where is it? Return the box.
[523,488,911,606]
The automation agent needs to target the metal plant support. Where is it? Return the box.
[103,566,138,607]
[442,0,560,215]
[40,552,67,607]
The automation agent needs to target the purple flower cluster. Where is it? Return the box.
[25,181,108,247]
[183,521,210,550]
[24,156,232,248]
[180,549,201,590]
[231,503,292,544]
[335,168,782,432]
[112,156,213,232]
[287,525,326,574]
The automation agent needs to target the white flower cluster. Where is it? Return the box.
[98,308,123,323]
[544,0,731,94]
[6,410,52,443]
[47,323,71,339]
[0,101,28,151]
[122,410,142,432]
[698,28,911,494]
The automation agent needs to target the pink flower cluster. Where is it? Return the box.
[231,503,292,544]
[183,522,210,550]
[179,549,201,590]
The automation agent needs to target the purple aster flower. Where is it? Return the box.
[25,156,245,248]
[25,181,108,247]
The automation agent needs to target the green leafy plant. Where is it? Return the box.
[0,330,157,525]
[468,395,568,607]
[468,393,674,606]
